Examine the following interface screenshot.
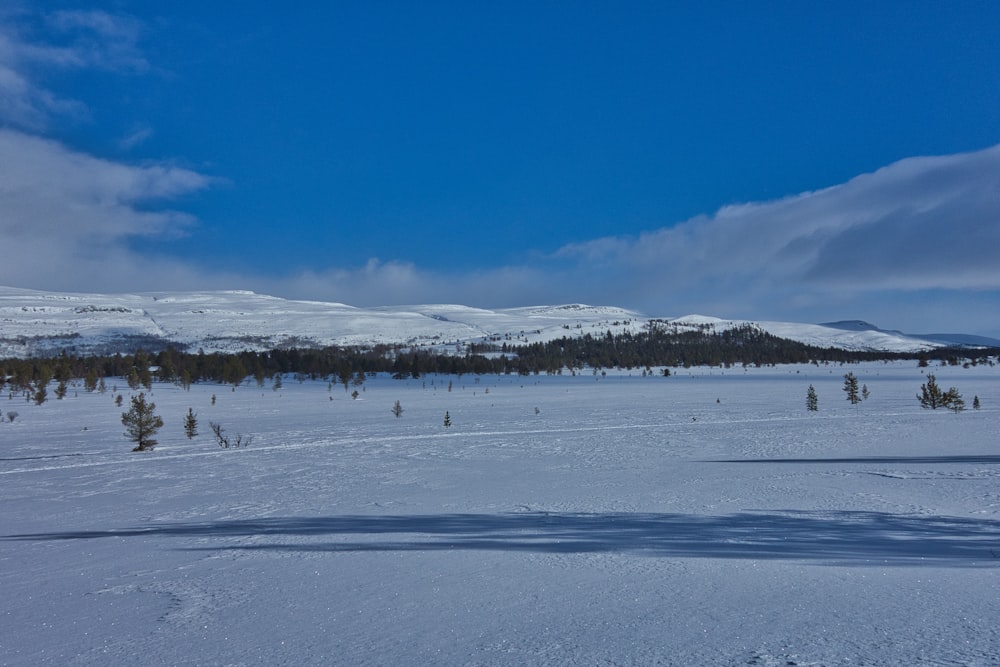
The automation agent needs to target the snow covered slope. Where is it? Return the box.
[0,285,954,357]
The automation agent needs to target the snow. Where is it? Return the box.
[0,285,949,357]
[2,362,999,665]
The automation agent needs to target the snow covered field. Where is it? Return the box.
[2,362,999,666]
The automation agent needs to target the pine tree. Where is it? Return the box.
[946,390,965,413]
[391,400,404,418]
[122,392,164,452]
[918,374,964,411]
[84,368,99,392]
[806,384,818,411]
[184,408,198,439]
[843,372,860,405]
[973,395,981,410]
[443,411,451,428]
[918,374,945,409]
[862,384,870,401]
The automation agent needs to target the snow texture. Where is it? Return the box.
[0,285,949,357]
[2,361,999,665]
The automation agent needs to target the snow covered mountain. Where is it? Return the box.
[0,285,975,358]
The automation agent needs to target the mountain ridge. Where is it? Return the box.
[0,286,990,358]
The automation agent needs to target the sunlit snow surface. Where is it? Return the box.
[2,362,999,665]
[0,286,947,356]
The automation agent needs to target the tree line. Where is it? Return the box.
[2,325,998,390]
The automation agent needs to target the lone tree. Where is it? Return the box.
[843,372,861,405]
[184,408,198,439]
[806,384,818,412]
[443,411,452,428]
[918,374,945,408]
[122,392,163,451]
[391,400,404,418]
[973,395,981,410]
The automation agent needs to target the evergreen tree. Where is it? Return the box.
[862,384,870,401]
[443,411,451,428]
[84,368,99,392]
[121,392,164,452]
[184,408,198,439]
[126,367,140,390]
[918,374,964,411]
[54,380,68,400]
[843,372,860,404]
[973,395,981,410]
[918,374,945,409]
[391,400,404,418]
[806,384,818,411]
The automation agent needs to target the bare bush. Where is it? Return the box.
[209,421,252,448]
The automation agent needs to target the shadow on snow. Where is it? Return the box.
[5,510,1000,567]
[706,455,1000,465]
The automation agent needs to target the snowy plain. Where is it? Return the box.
[2,362,999,666]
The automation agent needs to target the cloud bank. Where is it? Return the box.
[551,145,1000,319]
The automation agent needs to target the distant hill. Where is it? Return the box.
[820,320,1000,348]
[0,285,981,358]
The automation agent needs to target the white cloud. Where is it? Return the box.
[266,260,557,309]
[0,128,212,290]
[552,144,1000,318]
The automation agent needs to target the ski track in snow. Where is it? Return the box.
[2,362,1000,665]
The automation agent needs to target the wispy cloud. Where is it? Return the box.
[0,8,145,129]
[117,124,154,151]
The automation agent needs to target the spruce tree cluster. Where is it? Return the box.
[917,374,964,411]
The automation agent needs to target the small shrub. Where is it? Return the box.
[184,408,198,439]
[209,421,252,448]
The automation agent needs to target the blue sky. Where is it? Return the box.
[2,2,1000,335]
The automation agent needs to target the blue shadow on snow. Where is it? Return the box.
[5,510,1000,567]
